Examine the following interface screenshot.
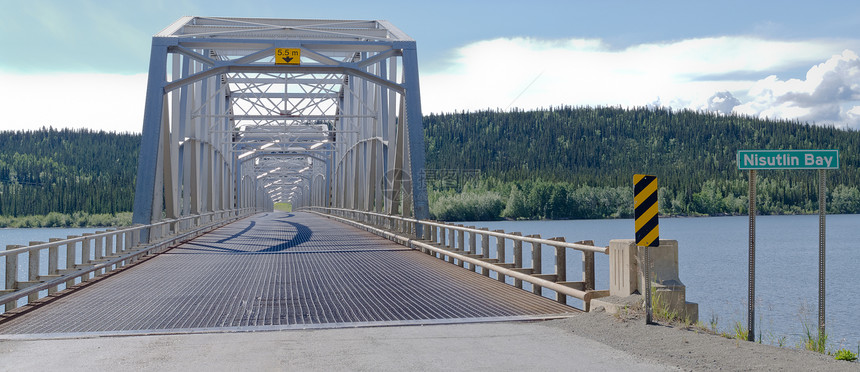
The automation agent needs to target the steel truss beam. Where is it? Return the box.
[134,16,429,235]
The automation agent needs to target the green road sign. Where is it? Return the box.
[737,150,839,170]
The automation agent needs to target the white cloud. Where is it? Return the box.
[733,50,860,128]
[421,36,859,128]
[0,72,146,133]
[3,37,858,134]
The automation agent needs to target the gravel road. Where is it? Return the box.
[545,296,858,371]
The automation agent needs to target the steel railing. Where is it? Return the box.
[1,208,258,313]
[303,207,611,311]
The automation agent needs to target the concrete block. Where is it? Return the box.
[609,239,638,297]
[637,240,680,288]
[654,282,685,311]
[684,302,699,323]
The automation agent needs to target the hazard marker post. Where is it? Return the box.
[634,174,659,324]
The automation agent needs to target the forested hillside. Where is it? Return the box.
[424,106,860,220]
[0,128,138,219]
[4,106,860,223]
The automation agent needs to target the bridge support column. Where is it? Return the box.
[133,40,170,234]
[401,46,429,231]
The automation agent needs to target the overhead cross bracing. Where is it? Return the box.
[133,17,430,235]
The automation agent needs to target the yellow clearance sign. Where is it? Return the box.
[275,48,301,65]
[634,174,659,247]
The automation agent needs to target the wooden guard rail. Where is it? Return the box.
[1,208,258,313]
[305,207,611,311]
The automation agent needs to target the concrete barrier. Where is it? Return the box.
[607,239,698,322]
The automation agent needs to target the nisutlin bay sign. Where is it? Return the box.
[737,149,839,170]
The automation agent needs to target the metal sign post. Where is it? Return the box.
[747,169,756,342]
[818,169,826,335]
[737,149,837,342]
[634,174,659,325]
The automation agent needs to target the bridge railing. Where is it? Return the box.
[304,207,611,311]
[1,208,257,314]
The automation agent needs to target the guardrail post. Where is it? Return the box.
[468,227,477,272]
[423,221,431,241]
[47,238,62,294]
[512,232,523,289]
[553,237,567,304]
[495,230,506,283]
[48,238,61,274]
[447,227,456,264]
[105,230,116,267]
[577,240,596,290]
[65,236,78,289]
[481,228,490,277]
[529,234,542,294]
[457,226,465,268]
[4,245,22,311]
[132,228,141,249]
[82,233,93,264]
[27,241,45,302]
[437,225,445,260]
[123,229,132,254]
[81,234,95,282]
[437,222,443,242]
[94,231,105,271]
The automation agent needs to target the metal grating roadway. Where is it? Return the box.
[0,212,575,335]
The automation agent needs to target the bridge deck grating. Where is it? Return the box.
[0,212,575,335]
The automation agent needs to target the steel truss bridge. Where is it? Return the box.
[1,17,622,337]
[132,16,429,226]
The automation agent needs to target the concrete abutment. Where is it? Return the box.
[597,239,698,322]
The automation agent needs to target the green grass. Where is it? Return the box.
[802,325,829,354]
[833,348,858,362]
[274,202,292,212]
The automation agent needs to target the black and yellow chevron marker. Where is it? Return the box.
[634,174,659,247]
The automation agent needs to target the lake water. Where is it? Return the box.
[1,217,858,348]
[464,214,860,348]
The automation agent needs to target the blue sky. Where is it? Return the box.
[2,0,860,132]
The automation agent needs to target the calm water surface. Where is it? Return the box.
[465,214,860,348]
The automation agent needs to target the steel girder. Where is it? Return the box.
[133,17,430,228]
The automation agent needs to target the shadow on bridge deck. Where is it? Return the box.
[0,212,576,336]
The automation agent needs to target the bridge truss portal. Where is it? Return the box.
[133,17,429,229]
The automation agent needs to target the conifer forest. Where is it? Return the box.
[3,106,860,224]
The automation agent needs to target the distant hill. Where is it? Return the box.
[0,128,138,217]
[424,106,860,219]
